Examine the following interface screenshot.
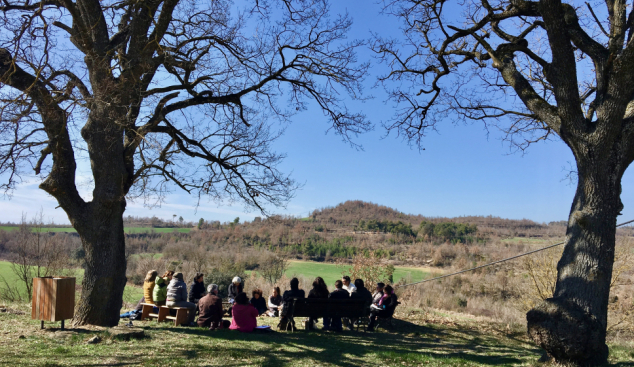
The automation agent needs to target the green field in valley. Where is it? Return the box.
[0,226,191,234]
[284,260,432,286]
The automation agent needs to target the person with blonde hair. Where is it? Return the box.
[153,270,174,307]
[143,270,159,305]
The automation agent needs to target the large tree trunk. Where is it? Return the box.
[72,103,131,326]
[527,153,623,366]
[73,201,127,326]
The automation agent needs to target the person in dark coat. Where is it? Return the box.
[328,280,349,332]
[188,273,206,306]
[250,289,267,315]
[227,276,243,303]
[349,278,373,330]
[197,284,228,330]
[279,277,305,331]
[307,276,330,330]
[368,285,399,331]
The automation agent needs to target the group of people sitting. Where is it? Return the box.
[122,270,397,333]
[278,275,397,332]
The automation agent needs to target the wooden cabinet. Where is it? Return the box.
[32,277,75,323]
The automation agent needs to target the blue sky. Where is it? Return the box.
[1,1,633,225]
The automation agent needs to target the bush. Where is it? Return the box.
[204,261,247,299]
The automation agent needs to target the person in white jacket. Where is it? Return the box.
[341,276,356,294]
[267,286,282,316]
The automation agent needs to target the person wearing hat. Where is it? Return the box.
[166,272,196,326]
[227,276,243,304]
[197,284,228,330]
[372,282,385,306]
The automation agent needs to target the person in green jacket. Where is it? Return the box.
[154,270,174,306]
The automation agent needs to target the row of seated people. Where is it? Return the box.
[122,270,397,332]
[121,270,264,331]
[278,276,397,332]
[121,271,262,319]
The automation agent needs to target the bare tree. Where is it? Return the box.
[374,0,634,364]
[259,253,289,285]
[0,0,369,326]
[8,212,73,301]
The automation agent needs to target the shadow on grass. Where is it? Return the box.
[27,317,632,366]
[158,317,542,366]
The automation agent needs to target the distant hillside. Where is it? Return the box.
[310,200,420,225]
[308,200,561,237]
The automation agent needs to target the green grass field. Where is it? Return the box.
[285,260,432,286]
[0,226,191,234]
[1,301,632,366]
[0,261,142,306]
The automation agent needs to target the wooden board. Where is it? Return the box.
[53,278,74,321]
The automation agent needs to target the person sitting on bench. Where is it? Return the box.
[197,284,229,330]
[229,292,259,332]
[267,287,282,317]
[188,273,206,308]
[368,285,398,331]
[250,288,267,315]
[328,280,349,332]
[279,278,305,331]
[227,276,243,304]
[166,272,196,326]
[143,270,158,305]
[342,276,356,294]
[372,282,385,306]
[153,270,173,307]
[349,278,373,330]
[307,276,330,330]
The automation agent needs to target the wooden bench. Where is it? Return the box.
[139,303,159,321]
[285,298,370,331]
[157,306,190,326]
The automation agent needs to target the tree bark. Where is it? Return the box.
[527,149,624,366]
[72,106,131,327]
[72,201,127,326]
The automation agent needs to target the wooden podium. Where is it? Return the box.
[32,277,75,329]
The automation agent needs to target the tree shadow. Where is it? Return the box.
[166,317,542,366]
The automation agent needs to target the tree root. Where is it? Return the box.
[527,297,608,367]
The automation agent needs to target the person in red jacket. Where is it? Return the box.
[229,292,259,332]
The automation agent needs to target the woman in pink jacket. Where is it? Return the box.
[229,292,259,332]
